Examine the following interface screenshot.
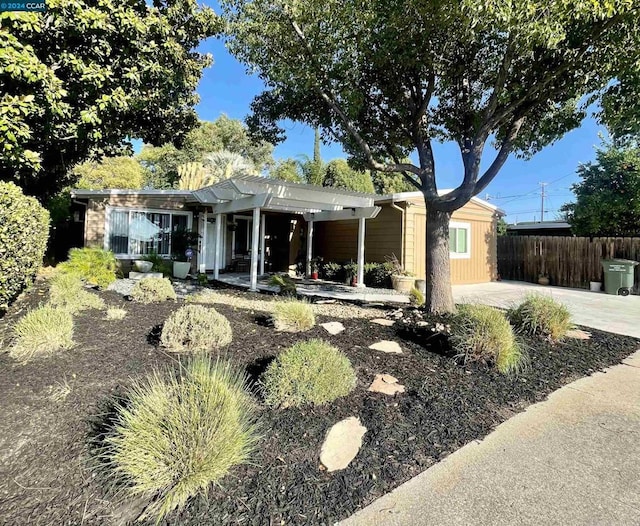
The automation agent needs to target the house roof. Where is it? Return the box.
[71,189,193,197]
[507,220,571,230]
[374,190,505,215]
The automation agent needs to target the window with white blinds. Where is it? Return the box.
[106,208,191,257]
[449,221,471,259]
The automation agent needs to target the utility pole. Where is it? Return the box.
[539,182,548,222]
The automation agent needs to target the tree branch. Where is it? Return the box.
[286,15,422,176]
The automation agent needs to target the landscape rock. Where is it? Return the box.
[369,340,403,354]
[320,321,345,335]
[370,318,395,327]
[566,329,592,340]
[320,416,367,472]
[368,374,405,395]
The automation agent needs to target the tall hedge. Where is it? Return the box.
[0,182,50,311]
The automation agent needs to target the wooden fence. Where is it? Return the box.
[497,236,640,294]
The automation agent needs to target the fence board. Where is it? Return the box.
[497,236,640,294]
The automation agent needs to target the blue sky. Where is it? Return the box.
[191,36,607,223]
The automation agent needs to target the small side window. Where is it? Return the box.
[449,222,471,258]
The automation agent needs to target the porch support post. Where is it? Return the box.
[306,219,314,278]
[250,207,260,291]
[259,213,266,276]
[199,210,208,274]
[357,217,366,287]
[214,213,222,279]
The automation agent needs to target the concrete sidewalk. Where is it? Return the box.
[340,351,640,526]
[453,281,640,338]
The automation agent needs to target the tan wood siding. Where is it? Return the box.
[406,202,498,284]
[314,205,402,263]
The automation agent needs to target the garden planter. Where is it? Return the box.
[590,281,602,292]
[538,276,550,286]
[311,271,319,280]
[415,279,426,294]
[173,261,191,279]
[391,275,414,293]
[133,260,153,273]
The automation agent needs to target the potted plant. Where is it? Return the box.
[538,273,550,286]
[227,221,238,232]
[310,257,322,280]
[387,254,415,293]
[171,227,201,279]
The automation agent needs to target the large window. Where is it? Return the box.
[449,221,471,259]
[106,208,191,257]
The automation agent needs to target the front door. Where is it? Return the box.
[200,215,225,271]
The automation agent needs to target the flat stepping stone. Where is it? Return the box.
[566,329,592,340]
[320,416,367,472]
[370,318,395,327]
[320,321,345,335]
[369,340,403,354]
[368,374,405,395]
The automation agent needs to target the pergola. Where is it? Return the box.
[188,175,381,290]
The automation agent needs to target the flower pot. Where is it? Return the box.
[311,271,319,280]
[538,276,550,286]
[391,275,414,293]
[133,260,153,273]
[589,281,602,292]
[173,261,191,279]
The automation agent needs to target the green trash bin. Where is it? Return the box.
[601,259,639,296]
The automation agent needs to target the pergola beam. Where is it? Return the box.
[210,193,271,215]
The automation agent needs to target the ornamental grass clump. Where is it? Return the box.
[451,304,525,375]
[57,247,117,289]
[508,293,572,341]
[103,356,259,522]
[48,272,105,313]
[272,299,315,332]
[105,307,127,320]
[131,277,176,304]
[263,339,356,407]
[409,287,425,306]
[160,305,232,353]
[9,306,74,363]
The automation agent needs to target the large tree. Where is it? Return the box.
[561,144,640,237]
[139,116,274,187]
[222,0,640,312]
[0,0,219,200]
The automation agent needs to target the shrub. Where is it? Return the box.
[142,251,172,276]
[272,299,315,332]
[322,261,344,282]
[451,304,525,375]
[409,287,425,306]
[9,306,74,363]
[105,307,127,320]
[160,305,232,353]
[363,262,394,288]
[48,272,105,313]
[103,356,259,522]
[268,274,297,296]
[185,290,221,304]
[508,293,572,341]
[131,277,176,303]
[58,247,117,288]
[263,339,357,407]
[0,182,50,311]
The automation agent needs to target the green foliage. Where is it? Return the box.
[269,274,297,296]
[1,1,220,200]
[142,252,172,276]
[508,293,572,341]
[269,158,304,183]
[72,157,148,190]
[176,162,210,190]
[103,356,259,522]
[105,307,127,320]
[204,150,255,182]
[0,182,50,311]
[262,339,356,407]
[371,171,417,195]
[161,305,232,353]
[497,217,508,236]
[561,143,640,236]
[57,248,117,289]
[451,304,525,375]
[131,277,177,304]
[409,287,425,307]
[363,262,394,288]
[222,0,640,312]
[323,159,375,193]
[171,228,201,261]
[272,299,315,332]
[322,262,344,282]
[139,116,274,188]
[48,272,105,313]
[10,306,74,363]
[197,273,209,286]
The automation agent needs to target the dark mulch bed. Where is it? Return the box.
[0,279,638,526]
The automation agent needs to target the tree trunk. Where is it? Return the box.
[425,206,455,313]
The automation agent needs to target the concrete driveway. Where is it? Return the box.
[453,281,640,338]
